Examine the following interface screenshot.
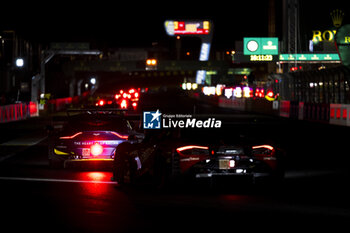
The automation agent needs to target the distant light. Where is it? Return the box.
[16,58,24,67]
[90,77,96,85]
[146,59,157,65]
[98,100,105,106]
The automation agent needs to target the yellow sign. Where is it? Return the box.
[312,30,337,42]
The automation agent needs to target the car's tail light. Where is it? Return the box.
[120,99,127,109]
[252,145,275,157]
[91,143,103,156]
[98,100,105,106]
[59,132,82,139]
[176,145,209,155]
[110,131,129,139]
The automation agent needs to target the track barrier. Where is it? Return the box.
[0,102,39,123]
[217,96,350,127]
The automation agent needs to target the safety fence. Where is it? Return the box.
[46,96,80,112]
[0,92,90,123]
[42,91,90,112]
[0,102,39,123]
[218,96,350,127]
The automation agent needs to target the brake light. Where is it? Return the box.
[91,143,103,156]
[252,145,274,150]
[251,145,275,157]
[98,100,105,106]
[110,131,129,139]
[176,145,209,152]
[121,99,127,109]
[267,90,274,98]
[60,132,82,139]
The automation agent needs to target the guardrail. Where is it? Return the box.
[0,102,39,123]
[217,96,350,127]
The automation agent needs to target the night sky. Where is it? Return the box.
[0,0,348,50]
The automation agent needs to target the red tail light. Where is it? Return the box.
[60,132,82,139]
[98,100,105,106]
[252,145,275,157]
[176,145,209,154]
[120,99,127,109]
[110,131,129,139]
[176,145,209,152]
[252,145,274,151]
[91,143,103,156]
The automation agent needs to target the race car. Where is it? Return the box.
[48,109,143,168]
[95,88,140,110]
[112,128,285,187]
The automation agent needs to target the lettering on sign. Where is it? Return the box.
[250,55,273,61]
[312,30,337,42]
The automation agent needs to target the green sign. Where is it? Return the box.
[279,53,340,61]
[335,24,350,66]
[243,37,279,55]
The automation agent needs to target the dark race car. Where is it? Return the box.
[112,128,285,187]
[48,109,143,168]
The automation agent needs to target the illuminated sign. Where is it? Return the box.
[312,30,337,42]
[279,53,340,61]
[243,37,279,55]
[199,43,210,61]
[164,20,210,36]
[311,10,344,42]
[335,24,350,66]
[164,20,213,85]
[250,55,273,61]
